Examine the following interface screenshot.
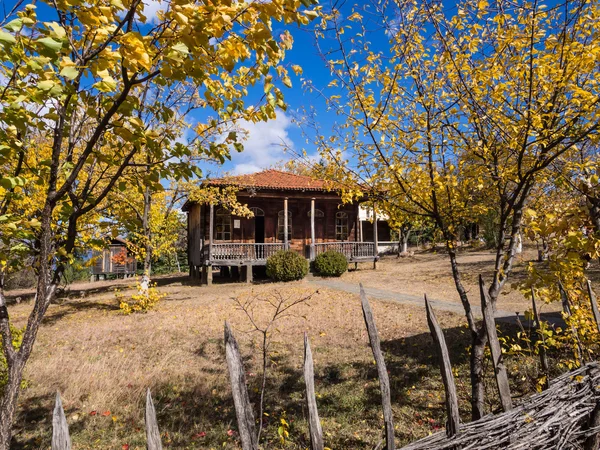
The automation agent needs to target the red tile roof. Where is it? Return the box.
[206,169,332,192]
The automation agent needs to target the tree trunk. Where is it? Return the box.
[0,209,58,449]
[470,325,488,420]
[402,228,410,254]
[142,185,152,277]
[0,356,25,449]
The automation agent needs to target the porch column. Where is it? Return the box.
[373,205,378,269]
[359,219,363,242]
[284,197,289,249]
[208,203,214,261]
[207,203,214,285]
[310,197,315,260]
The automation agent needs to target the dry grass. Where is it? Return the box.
[5,247,583,449]
[6,276,472,449]
[346,246,565,314]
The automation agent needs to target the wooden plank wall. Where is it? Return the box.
[201,196,359,250]
[188,204,203,266]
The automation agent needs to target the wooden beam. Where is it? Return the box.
[359,219,363,242]
[52,392,71,450]
[373,205,378,269]
[479,276,513,412]
[304,333,324,450]
[587,280,600,333]
[531,287,549,389]
[311,198,316,260]
[284,197,289,248]
[209,203,214,262]
[224,321,258,450]
[424,296,460,437]
[359,284,394,450]
[145,389,162,450]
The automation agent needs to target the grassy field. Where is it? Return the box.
[4,247,590,449]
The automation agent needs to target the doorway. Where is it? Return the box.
[255,216,265,260]
[255,217,265,243]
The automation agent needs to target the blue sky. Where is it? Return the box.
[198,18,337,177]
[6,0,374,177]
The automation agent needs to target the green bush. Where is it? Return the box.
[266,250,308,282]
[314,250,348,277]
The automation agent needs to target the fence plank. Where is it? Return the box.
[559,280,572,315]
[224,321,258,450]
[479,276,513,412]
[145,389,162,450]
[424,295,460,437]
[587,280,600,333]
[304,333,324,450]
[530,288,549,389]
[52,392,71,450]
[559,281,584,364]
[359,284,394,450]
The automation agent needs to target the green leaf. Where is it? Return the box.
[37,37,63,53]
[0,31,16,47]
[93,76,117,92]
[38,80,55,91]
[4,19,23,32]
[60,66,79,80]
[171,42,189,55]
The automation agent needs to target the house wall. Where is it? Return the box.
[189,191,363,254]
[187,203,203,266]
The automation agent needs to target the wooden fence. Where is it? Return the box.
[49,279,600,449]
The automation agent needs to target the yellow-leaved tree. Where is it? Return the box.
[0,0,317,445]
[310,0,600,419]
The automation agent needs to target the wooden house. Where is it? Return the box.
[183,170,381,284]
[91,237,137,281]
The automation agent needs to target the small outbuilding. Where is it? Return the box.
[91,237,137,281]
[183,170,383,284]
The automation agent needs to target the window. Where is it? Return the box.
[307,209,324,218]
[336,211,349,241]
[250,207,265,217]
[215,208,231,241]
[278,210,292,241]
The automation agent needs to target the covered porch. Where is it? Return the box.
[184,170,382,285]
[190,199,381,285]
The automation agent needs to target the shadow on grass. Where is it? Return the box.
[10,315,568,449]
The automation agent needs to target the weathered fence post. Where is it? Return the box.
[224,321,258,450]
[145,389,162,450]
[587,280,600,333]
[559,280,572,315]
[479,276,513,412]
[531,287,549,389]
[52,392,71,450]
[559,281,584,364]
[424,295,460,437]
[359,284,394,450]
[304,333,324,450]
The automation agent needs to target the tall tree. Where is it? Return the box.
[312,0,600,418]
[0,0,317,446]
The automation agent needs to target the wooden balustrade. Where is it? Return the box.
[203,241,376,265]
[209,243,288,263]
[313,242,376,261]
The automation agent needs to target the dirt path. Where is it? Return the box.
[307,274,563,325]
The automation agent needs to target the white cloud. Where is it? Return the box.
[141,0,165,23]
[229,112,295,174]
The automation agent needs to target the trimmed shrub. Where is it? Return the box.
[314,250,348,277]
[266,250,309,282]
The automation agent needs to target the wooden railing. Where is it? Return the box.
[209,243,288,262]
[313,242,376,260]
